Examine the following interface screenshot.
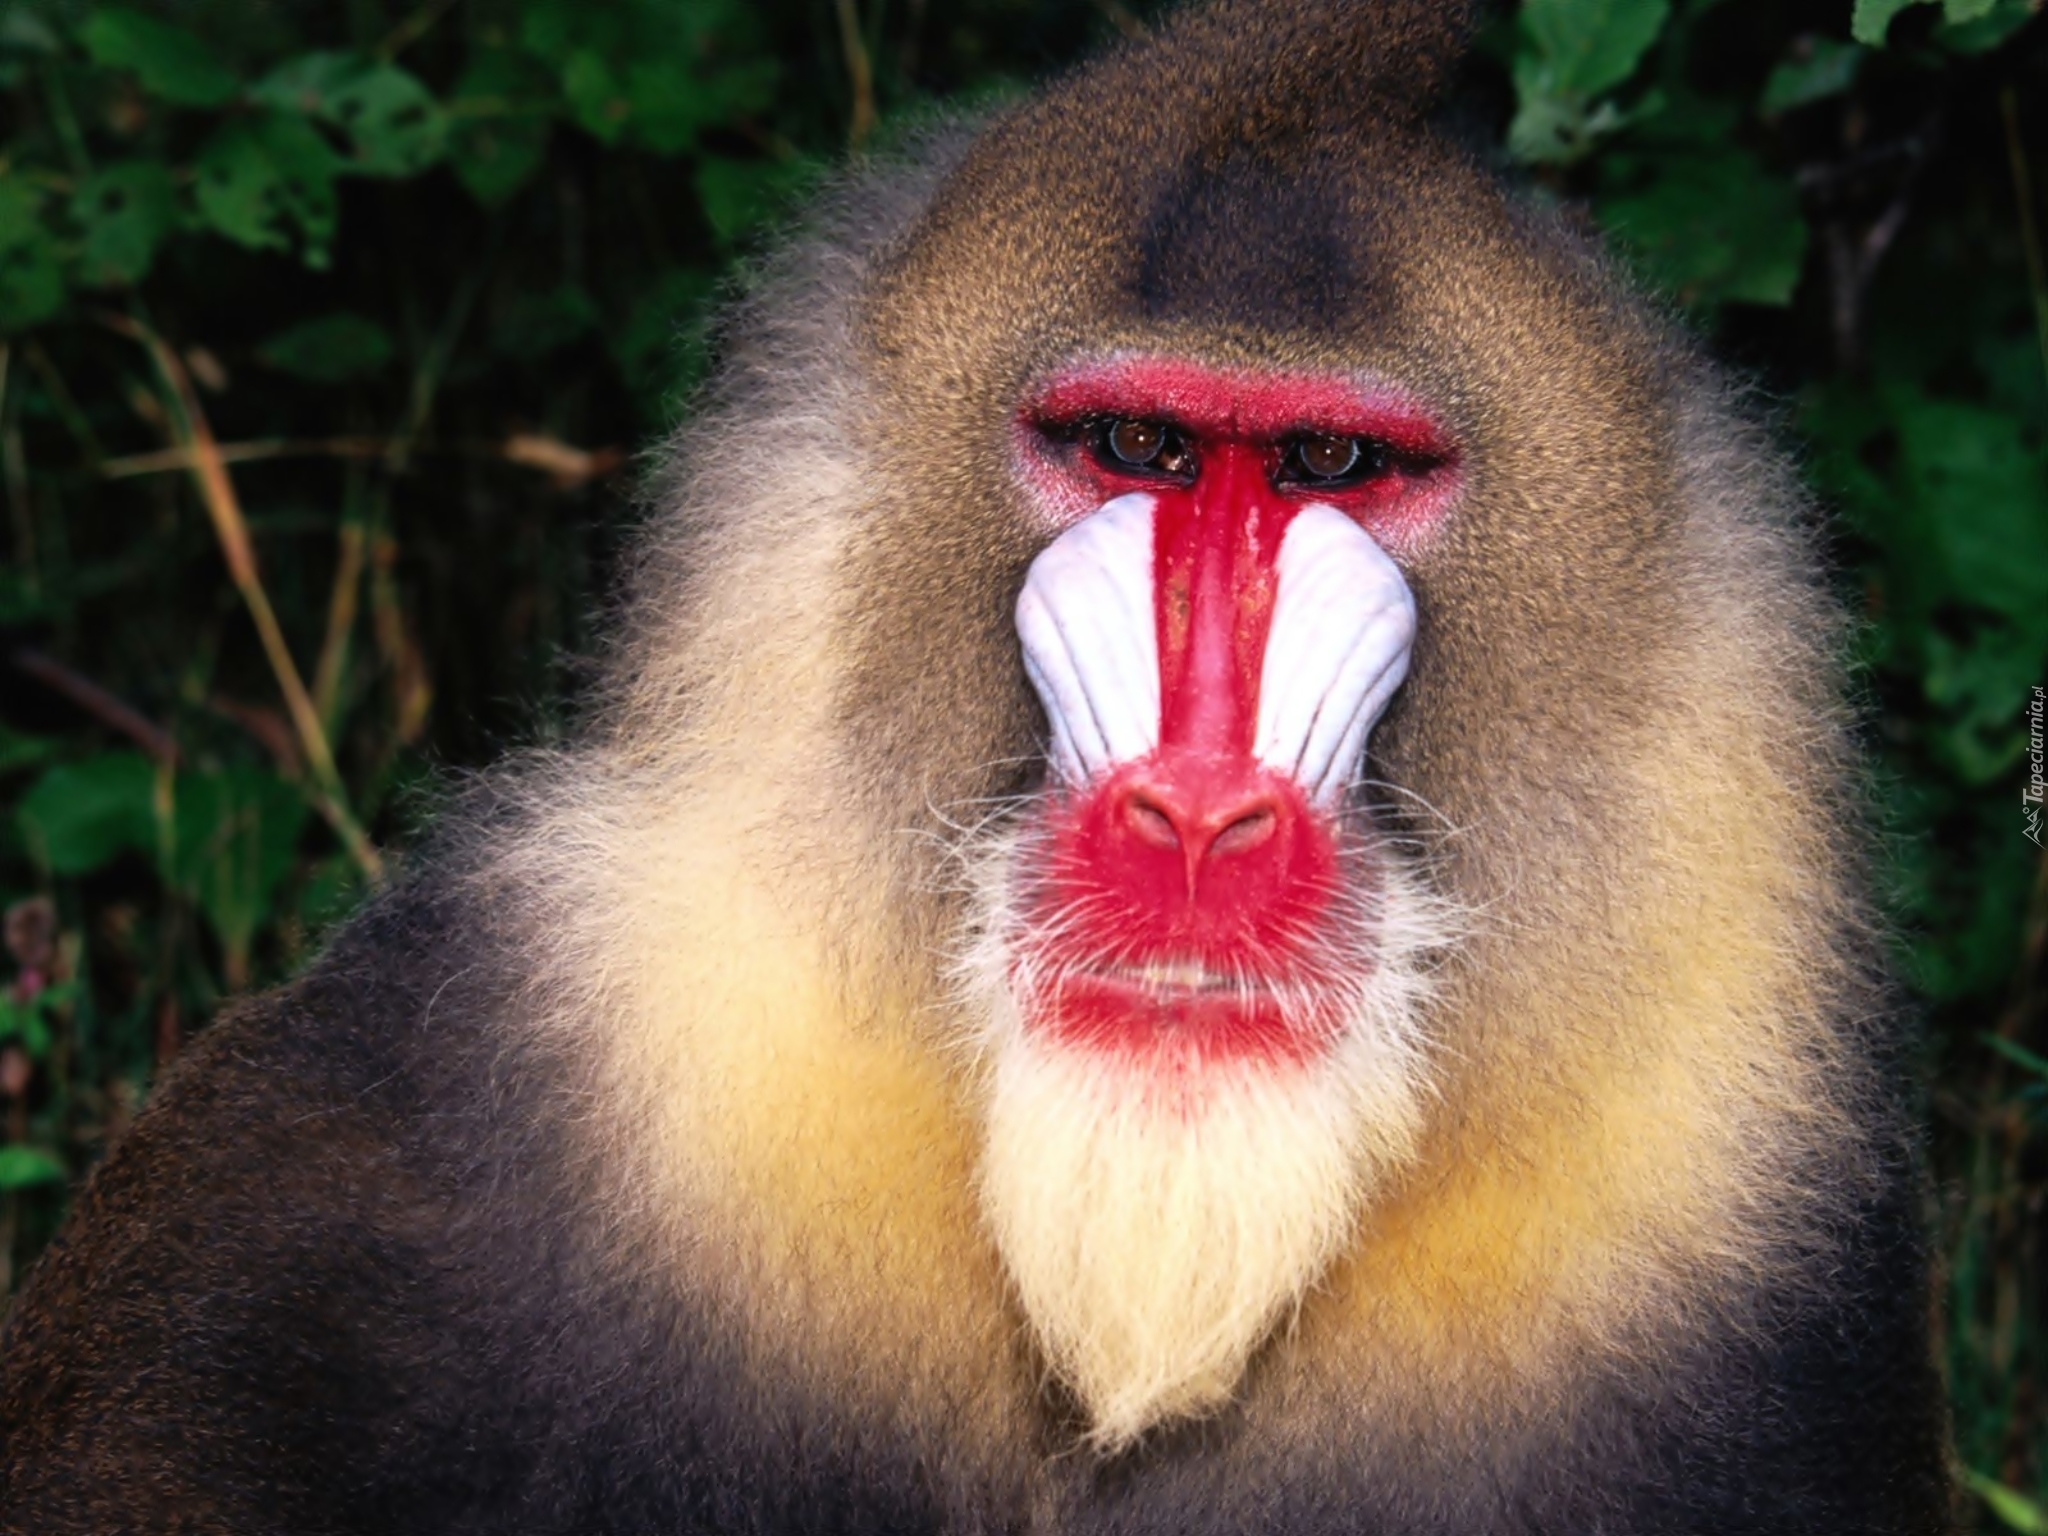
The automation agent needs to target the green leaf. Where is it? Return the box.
[256,312,395,382]
[1966,1472,2048,1535]
[1507,69,1586,165]
[0,179,65,333]
[493,285,598,362]
[1508,63,1643,165]
[17,752,158,875]
[1519,0,1672,97]
[1894,396,2048,627]
[0,11,61,54]
[331,65,446,177]
[561,50,630,145]
[165,765,307,966]
[633,57,776,156]
[194,113,342,266]
[248,49,356,113]
[523,0,773,155]
[1920,623,2043,782]
[1760,39,1863,113]
[79,6,239,109]
[615,268,717,407]
[1851,0,1931,45]
[519,0,628,58]
[0,725,60,776]
[69,161,178,288]
[1936,0,2037,50]
[0,1145,65,1189]
[1599,151,1809,307]
[296,852,366,939]
[621,60,723,155]
[2,993,52,1058]
[1881,775,2034,1002]
[448,48,555,206]
[254,53,447,178]
[615,267,718,408]
[1977,331,2048,421]
[695,156,818,245]
[1507,0,1668,165]
[1982,1035,2048,1080]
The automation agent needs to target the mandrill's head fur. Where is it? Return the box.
[494,0,1886,1466]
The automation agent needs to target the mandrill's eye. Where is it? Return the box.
[1277,433,1393,487]
[1087,418,1198,481]
[1108,419,1165,465]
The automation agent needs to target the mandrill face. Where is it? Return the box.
[957,355,1464,1449]
[1009,356,1458,1067]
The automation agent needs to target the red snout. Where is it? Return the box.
[1108,754,1289,902]
[1054,753,1332,944]
[1024,755,1340,1060]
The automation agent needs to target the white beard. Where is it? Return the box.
[957,844,1446,1452]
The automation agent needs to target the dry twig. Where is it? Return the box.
[835,0,877,150]
[99,311,385,886]
[9,648,178,766]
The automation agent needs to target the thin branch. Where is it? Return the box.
[835,0,877,150]
[98,311,385,886]
[9,648,179,765]
[899,0,930,83]
[378,0,461,60]
[1815,119,1936,373]
[1095,0,1148,39]
[25,340,105,469]
[2002,86,2048,408]
[101,432,625,487]
[314,515,367,731]
[102,436,395,479]
[500,433,626,487]
[370,532,432,748]
[205,695,303,778]
[391,221,504,473]
[38,63,91,178]
[0,344,31,585]
[9,648,312,786]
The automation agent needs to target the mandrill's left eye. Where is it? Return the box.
[1276,434,1392,487]
[1082,417,1198,481]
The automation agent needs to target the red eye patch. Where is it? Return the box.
[1014,356,1461,547]
[1028,357,1451,454]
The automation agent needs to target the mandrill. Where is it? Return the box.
[0,1,1955,1532]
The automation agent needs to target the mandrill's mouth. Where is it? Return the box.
[1021,926,1352,1061]
[1094,957,1258,997]
[1034,963,1318,1064]
[1008,751,1355,1064]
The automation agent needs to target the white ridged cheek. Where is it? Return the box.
[1255,505,1416,806]
[1014,494,1161,787]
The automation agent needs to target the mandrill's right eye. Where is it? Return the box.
[1108,419,1165,465]
[1085,417,1198,481]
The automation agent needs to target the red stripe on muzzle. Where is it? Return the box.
[1026,444,1343,1061]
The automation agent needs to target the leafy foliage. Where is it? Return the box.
[0,0,2041,1524]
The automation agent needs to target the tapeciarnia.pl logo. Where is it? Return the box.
[2025,685,2044,848]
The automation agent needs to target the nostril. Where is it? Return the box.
[1123,793,1183,850]
[1209,806,1277,858]
[1112,774,1291,867]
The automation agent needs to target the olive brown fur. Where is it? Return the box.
[0,1,1955,1530]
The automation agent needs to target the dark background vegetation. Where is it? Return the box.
[0,0,2042,1522]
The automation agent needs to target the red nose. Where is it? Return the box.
[1094,751,1301,905]
[1111,760,1288,901]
